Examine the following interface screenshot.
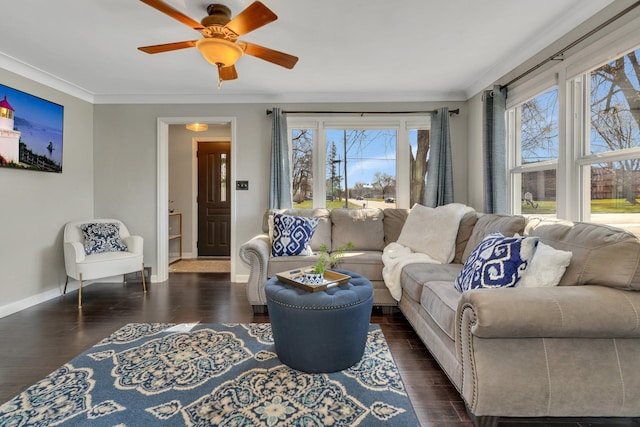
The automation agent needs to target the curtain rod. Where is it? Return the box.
[504,0,640,89]
[266,108,459,116]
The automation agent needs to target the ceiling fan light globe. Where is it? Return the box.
[196,38,243,67]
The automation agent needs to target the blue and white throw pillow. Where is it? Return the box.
[454,232,538,291]
[271,213,319,257]
[80,222,128,255]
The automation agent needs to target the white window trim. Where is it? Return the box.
[506,12,640,222]
[287,114,430,209]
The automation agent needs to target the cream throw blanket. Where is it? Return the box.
[382,203,474,301]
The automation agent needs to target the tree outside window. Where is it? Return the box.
[589,48,640,207]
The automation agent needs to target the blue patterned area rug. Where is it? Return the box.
[0,323,420,426]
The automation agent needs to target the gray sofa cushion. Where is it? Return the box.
[266,251,384,283]
[267,254,321,277]
[331,208,385,251]
[462,213,526,262]
[401,263,463,302]
[382,208,410,245]
[339,251,384,282]
[421,281,461,341]
[525,218,640,291]
[453,211,479,264]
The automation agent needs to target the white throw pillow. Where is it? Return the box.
[396,203,473,263]
[518,242,572,288]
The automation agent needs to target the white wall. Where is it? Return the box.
[0,69,94,316]
[93,101,468,281]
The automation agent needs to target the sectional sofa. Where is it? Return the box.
[239,206,640,425]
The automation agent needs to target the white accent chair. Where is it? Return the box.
[63,218,147,307]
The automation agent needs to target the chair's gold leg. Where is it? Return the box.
[64,276,69,294]
[78,273,83,308]
[141,264,147,293]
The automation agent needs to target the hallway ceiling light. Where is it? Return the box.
[186,123,208,132]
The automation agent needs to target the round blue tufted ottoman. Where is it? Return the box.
[265,270,374,373]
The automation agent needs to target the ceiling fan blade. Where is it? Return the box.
[139,0,203,30]
[225,1,277,36]
[138,40,197,54]
[219,65,238,81]
[242,42,298,69]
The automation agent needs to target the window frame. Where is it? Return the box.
[506,82,560,216]
[505,14,640,225]
[287,114,430,209]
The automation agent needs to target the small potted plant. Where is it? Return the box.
[304,242,354,284]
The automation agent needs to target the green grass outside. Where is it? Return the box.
[522,198,640,215]
[296,198,640,214]
[294,200,361,209]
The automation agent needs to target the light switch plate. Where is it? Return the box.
[236,180,249,190]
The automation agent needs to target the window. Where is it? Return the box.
[325,129,397,208]
[579,47,640,235]
[506,34,640,236]
[288,115,429,210]
[508,86,559,217]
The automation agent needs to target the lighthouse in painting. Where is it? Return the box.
[0,95,21,165]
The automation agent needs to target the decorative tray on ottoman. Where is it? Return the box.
[276,266,351,292]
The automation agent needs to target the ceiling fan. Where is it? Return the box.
[138,0,298,85]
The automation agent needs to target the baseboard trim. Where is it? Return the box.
[0,276,131,318]
[0,279,98,318]
[233,274,248,283]
[1,271,231,317]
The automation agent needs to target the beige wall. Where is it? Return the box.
[0,68,94,315]
[466,93,484,211]
[93,101,468,280]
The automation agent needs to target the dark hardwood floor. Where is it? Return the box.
[0,273,637,427]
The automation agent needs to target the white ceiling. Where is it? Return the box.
[0,0,614,104]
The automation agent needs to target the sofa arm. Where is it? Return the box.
[64,242,86,263]
[457,285,640,339]
[239,234,271,306]
[123,235,143,255]
[64,242,85,278]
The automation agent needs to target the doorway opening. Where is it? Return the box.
[157,117,237,283]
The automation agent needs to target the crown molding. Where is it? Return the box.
[0,52,95,103]
[92,90,467,105]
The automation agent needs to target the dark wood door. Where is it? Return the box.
[198,141,231,256]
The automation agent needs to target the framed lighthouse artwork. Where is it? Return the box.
[0,84,63,173]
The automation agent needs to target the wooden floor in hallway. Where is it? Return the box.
[0,273,637,426]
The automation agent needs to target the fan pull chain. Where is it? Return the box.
[217,64,224,89]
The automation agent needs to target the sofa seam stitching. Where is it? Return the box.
[629,249,640,290]
[549,295,564,329]
[542,338,552,416]
[613,339,626,414]
[618,291,640,332]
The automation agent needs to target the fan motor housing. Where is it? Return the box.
[201,4,232,27]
